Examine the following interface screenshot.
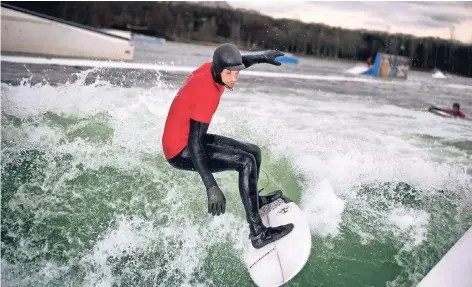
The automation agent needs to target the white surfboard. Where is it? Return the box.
[429,109,453,118]
[243,195,312,287]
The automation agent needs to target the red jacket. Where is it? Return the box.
[443,109,466,119]
[162,62,224,159]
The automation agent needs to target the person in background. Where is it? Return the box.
[429,103,466,119]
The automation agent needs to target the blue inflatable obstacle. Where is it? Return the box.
[362,52,410,79]
[132,35,166,44]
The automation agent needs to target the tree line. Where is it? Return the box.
[6,1,472,77]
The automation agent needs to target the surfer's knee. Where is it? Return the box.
[253,144,262,160]
[246,143,261,162]
[237,153,257,173]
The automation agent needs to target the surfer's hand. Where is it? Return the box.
[207,186,226,216]
[262,50,284,66]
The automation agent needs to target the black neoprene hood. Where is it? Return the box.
[212,43,245,74]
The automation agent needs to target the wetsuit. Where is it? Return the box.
[162,43,293,249]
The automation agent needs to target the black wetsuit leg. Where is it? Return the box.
[204,134,283,205]
[167,118,292,248]
[169,133,280,205]
[168,139,261,232]
[204,134,262,181]
[168,134,292,249]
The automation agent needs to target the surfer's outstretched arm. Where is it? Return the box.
[242,50,285,69]
[429,106,444,112]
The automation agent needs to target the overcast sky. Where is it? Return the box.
[227,1,472,43]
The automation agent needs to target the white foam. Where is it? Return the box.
[77,211,247,286]
[432,70,446,79]
[444,83,472,90]
[1,55,196,73]
[387,207,430,249]
[79,217,156,286]
[345,64,369,75]
[301,180,345,237]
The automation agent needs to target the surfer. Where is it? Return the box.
[162,43,294,249]
[429,103,466,119]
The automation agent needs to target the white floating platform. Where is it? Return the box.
[1,4,134,61]
[417,226,472,287]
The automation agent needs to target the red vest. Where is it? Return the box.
[162,62,225,159]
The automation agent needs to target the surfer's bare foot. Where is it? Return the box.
[250,223,294,249]
[258,190,283,207]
